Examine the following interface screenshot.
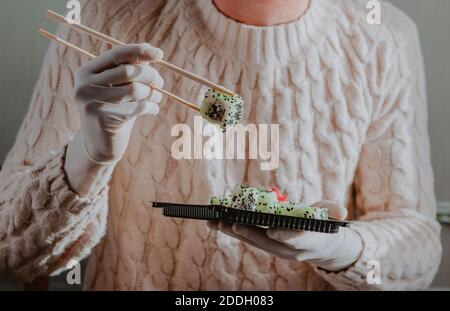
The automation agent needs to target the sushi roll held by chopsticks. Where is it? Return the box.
[200,89,244,133]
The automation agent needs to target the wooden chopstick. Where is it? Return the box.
[46,10,239,97]
[39,28,96,59]
[39,28,200,112]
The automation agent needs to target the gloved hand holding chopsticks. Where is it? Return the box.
[65,43,164,198]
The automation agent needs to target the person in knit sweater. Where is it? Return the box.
[0,0,442,290]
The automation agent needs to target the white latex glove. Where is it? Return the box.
[64,43,164,198]
[208,201,363,271]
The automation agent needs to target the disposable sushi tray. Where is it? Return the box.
[152,202,350,234]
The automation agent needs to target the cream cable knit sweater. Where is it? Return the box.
[0,0,442,290]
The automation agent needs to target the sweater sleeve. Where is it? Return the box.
[314,26,442,290]
[0,1,112,282]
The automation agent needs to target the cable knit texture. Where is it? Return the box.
[0,0,442,290]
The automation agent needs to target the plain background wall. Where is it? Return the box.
[0,0,449,289]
